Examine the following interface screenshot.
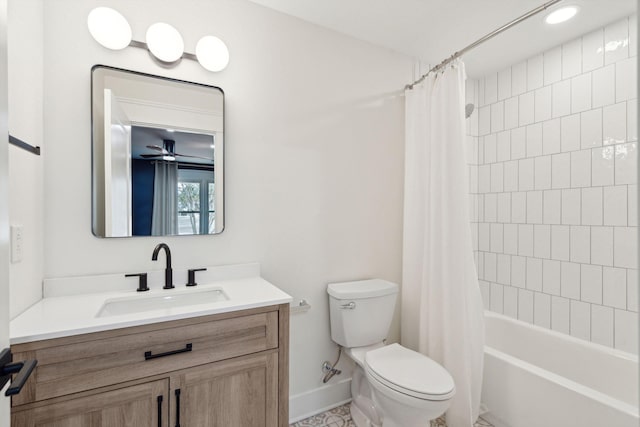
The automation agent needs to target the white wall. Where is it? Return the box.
[469,15,638,354]
[8,0,43,318]
[36,0,412,409]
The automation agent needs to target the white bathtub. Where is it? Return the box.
[481,311,639,427]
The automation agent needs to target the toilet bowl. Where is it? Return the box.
[364,343,454,426]
[327,279,455,427]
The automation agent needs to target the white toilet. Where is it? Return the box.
[327,279,455,427]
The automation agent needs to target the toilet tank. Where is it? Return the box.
[327,279,399,348]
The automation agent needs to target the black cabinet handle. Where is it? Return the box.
[157,395,163,427]
[144,343,192,361]
[175,388,181,427]
[0,348,38,397]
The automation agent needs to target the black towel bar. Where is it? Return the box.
[9,134,41,156]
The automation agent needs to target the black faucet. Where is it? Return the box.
[152,243,174,289]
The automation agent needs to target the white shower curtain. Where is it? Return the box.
[401,60,484,427]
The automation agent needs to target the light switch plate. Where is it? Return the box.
[10,225,23,263]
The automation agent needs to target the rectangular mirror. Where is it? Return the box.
[91,66,224,237]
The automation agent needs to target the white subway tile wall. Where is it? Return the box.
[467,16,638,354]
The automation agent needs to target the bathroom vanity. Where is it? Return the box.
[8,265,291,427]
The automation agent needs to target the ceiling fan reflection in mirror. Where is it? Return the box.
[140,139,213,162]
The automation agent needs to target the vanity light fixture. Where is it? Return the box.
[87,7,229,72]
[146,22,185,63]
[544,6,578,24]
[196,36,230,72]
[87,7,132,50]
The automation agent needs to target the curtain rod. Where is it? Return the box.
[405,0,563,90]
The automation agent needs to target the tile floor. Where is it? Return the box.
[290,403,494,427]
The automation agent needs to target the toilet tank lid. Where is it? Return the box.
[327,279,399,299]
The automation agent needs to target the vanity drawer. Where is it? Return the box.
[11,308,279,406]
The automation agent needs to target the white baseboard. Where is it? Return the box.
[289,378,352,423]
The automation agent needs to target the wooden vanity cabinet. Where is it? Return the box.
[10,304,289,427]
[172,351,278,426]
[11,379,170,427]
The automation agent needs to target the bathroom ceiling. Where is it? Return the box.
[247,0,637,77]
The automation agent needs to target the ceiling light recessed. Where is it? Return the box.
[545,6,578,25]
[146,23,184,63]
[87,7,132,50]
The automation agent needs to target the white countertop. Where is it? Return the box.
[11,264,292,345]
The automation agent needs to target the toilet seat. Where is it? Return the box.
[364,343,455,401]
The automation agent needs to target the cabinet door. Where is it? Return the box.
[172,351,278,427]
[12,379,169,427]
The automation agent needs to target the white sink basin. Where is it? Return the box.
[97,288,229,317]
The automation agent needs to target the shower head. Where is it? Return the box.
[465,103,475,119]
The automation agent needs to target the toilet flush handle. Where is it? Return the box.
[340,302,356,309]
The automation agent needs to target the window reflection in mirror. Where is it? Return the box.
[91,66,224,237]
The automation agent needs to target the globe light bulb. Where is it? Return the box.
[146,22,185,63]
[196,36,230,72]
[87,7,132,50]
